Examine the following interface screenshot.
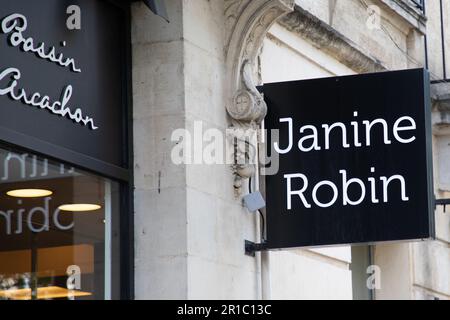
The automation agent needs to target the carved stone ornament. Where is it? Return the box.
[224,0,294,195]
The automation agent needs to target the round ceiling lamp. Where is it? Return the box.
[58,204,102,212]
[6,189,53,198]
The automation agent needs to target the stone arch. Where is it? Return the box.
[224,0,295,194]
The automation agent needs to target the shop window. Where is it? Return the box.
[0,146,120,300]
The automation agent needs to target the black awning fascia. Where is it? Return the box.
[131,0,169,22]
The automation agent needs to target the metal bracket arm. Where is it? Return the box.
[245,240,268,257]
[435,198,450,212]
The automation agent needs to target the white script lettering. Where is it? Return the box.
[1,13,81,73]
[0,67,98,130]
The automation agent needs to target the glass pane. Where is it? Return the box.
[351,245,374,300]
[0,147,119,300]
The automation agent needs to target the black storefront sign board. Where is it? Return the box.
[0,0,131,181]
[263,68,435,249]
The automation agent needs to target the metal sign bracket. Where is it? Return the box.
[244,240,268,257]
[435,198,450,213]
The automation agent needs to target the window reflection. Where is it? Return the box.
[0,148,118,300]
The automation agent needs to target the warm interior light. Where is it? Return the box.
[58,204,102,212]
[0,286,92,300]
[6,189,53,198]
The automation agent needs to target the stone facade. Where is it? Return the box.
[132,0,450,300]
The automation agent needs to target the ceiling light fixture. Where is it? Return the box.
[6,189,53,198]
[58,204,102,212]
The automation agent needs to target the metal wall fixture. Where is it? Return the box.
[435,198,450,213]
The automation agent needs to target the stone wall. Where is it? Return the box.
[426,0,450,81]
[132,0,260,299]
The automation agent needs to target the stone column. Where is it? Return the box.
[132,0,188,299]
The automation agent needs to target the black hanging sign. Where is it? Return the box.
[263,69,435,249]
[0,0,130,180]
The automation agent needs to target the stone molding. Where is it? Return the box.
[224,0,295,195]
[278,5,387,74]
[379,0,427,34]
